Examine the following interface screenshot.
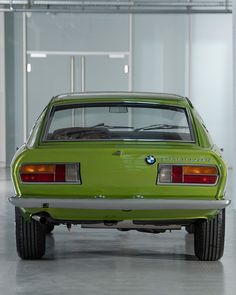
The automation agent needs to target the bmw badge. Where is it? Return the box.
[145,155,156,165]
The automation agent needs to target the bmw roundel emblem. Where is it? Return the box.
[145,155,156,165]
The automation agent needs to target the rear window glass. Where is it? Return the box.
[43,103,194,142]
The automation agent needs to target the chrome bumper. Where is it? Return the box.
[8,196,231,210]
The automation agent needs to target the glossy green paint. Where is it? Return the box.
[11,93,227,222]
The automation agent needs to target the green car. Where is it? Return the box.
[9,92,230,261]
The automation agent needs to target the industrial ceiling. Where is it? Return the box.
[0,0,232,13]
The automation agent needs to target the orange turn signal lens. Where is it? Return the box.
[20,164,55,174]
[183,166,217,175]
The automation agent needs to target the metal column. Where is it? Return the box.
[23,12,27,142]
[70,56,75,126]
[81,56,85,127]
[128,13,133,127]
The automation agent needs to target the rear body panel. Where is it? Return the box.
[13,143,226,198]
[12,143,227,221]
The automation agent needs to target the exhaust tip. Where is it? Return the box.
[31,214,48,225]
[39,216,48,225]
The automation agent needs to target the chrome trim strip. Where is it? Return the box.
[9,196,231,210]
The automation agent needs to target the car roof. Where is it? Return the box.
[51,92,190,107]
[53,92,184,100]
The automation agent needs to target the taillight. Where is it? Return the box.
[20,164,81,183]
[158,165,218,185]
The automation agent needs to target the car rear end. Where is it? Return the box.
[9,93,230,260]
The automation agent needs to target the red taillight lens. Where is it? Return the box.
[158,165,218,185]
[172,166,183,183]
[21,174,54,182]
[183,175,217,184]
[55,165,66,182]
[20,164,80,183]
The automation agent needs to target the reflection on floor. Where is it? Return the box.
[0,168,235,295]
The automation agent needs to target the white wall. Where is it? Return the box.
[190,14,233,167]
[0,12,6,167]
[232,1,236,209]
[133,15,188,96]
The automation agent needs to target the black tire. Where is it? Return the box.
[194,209,225,261]
[185,224,195,234]
[45,223,55,234]
[15,208,46,260]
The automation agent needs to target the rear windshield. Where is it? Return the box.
[43,103,195,142]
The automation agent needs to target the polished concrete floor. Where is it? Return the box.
[0,168,236,295]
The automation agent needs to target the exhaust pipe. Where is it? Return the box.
[31,214,48,225]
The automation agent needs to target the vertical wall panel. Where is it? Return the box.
[5,13,24,165]
[0,12,6,167]
[232,2,236,209]
[190,15,233,166]
[133,15,188,96]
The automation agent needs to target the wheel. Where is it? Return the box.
[185,224,195,234]
[194,209,225,261]
[15,207,46,260]
[45,223,55,234]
